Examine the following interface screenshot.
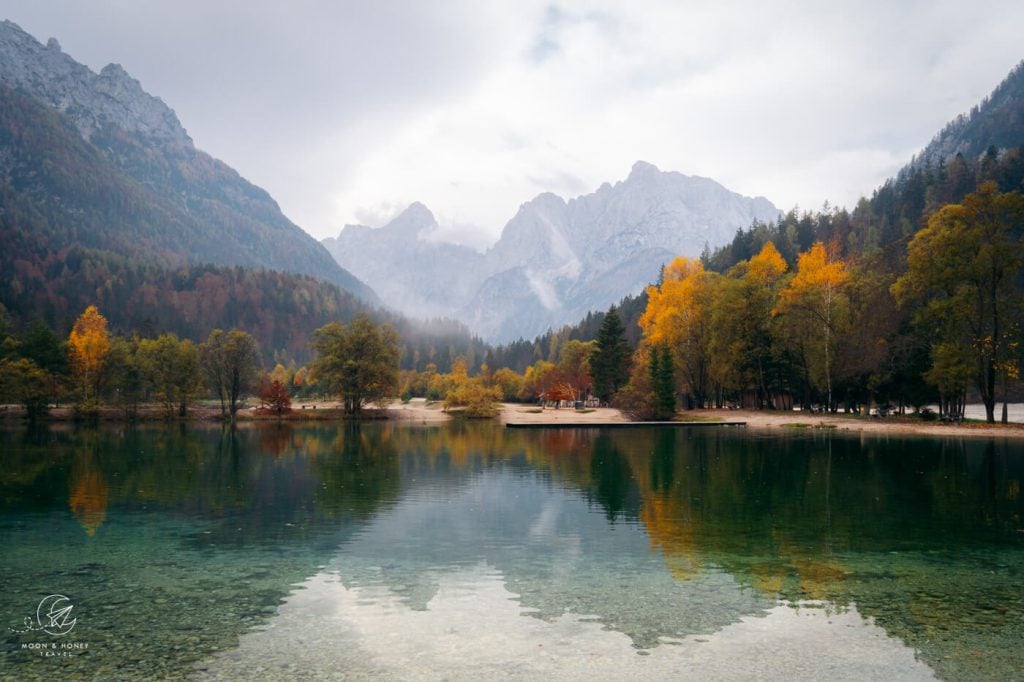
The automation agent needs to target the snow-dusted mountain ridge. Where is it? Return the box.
[323,161,780,341]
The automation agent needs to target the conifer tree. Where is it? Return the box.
[591,306,630,403]
[649,345,676,420]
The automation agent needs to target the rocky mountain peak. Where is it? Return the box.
[0,20,191,146]
[627,159,661,181]
[326,162,781,341]
[389,202,437,237]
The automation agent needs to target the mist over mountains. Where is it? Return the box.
[324,162,780,342]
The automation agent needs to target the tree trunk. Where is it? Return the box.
[1002,371,1009,424]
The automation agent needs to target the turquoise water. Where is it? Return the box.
[1,423,1021,680]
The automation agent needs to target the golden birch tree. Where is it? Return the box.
[68,305,111,410]
[774,242,850,410]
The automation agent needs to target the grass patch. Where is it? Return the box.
[783,422,811,429]
[675,414,724,423]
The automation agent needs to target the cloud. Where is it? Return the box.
[2,0,1023,244]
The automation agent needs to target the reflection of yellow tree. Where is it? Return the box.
[618,430,853,601]
[68,450,109,536]
[619,432,704,581]
[639,496,699,581]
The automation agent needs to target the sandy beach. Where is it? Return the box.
[5,398,1022,439]
[377,399,1024,439]
[698,407,1024,439]
[497,403,1024,439]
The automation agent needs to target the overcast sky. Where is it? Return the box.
[3,1,1023,249]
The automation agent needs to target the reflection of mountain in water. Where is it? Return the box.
[317,425,1024,679]
[1,424,1022,681]
[329,463,771,646]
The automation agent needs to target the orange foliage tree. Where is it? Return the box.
[639,257,718,407]
[68,305,111,409]
[258,378,292,414]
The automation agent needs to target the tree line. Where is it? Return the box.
[2,181,1020,424]
[606,183,1022,423]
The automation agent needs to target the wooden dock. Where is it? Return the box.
[505,421,747,429]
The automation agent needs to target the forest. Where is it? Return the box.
[2,148,1022,423]
[3,76,1024,423]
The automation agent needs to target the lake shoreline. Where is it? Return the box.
[3,399,1023,438]
[499,403,1024,439]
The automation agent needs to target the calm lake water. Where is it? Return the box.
[1,423,1022,680]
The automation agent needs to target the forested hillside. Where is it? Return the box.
[495,61,1024,422]
[0,39,491,371]
[706,145,1024,273]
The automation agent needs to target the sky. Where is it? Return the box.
[2,1,1023,250]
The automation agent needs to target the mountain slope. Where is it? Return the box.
[911,60,1024,170]
[0,20,375,301]
[707,60,1024,277]
[324,161,779,341]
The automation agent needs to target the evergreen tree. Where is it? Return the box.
[590,306,630,403]
[20,319,68,377]
[649,345,676,420]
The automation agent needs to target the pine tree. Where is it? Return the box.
[649,345,676,420]
[591,306,630,403]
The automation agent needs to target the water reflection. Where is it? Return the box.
[201,569,935,682]
[0,424,1021,680]
[68,447,108,536]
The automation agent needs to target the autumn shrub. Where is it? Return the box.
[444,380,501,418]
[258,378,292,414]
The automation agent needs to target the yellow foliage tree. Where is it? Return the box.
[68,305,111,409]
[745,241,788,284]
[639,257,718,407]
[491,367,525,401]
[774,242,849,409]
[710,243,789,407]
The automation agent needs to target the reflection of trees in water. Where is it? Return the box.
[68,431,108,536]
[589,434,636,522]
[511,429,1024,611]
[2,424,1022,677]
[311,422,401,520]
[258,422,294,459]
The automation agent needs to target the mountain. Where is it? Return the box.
[910,61,1024,171]
[323,203,484,319]
[706,60,1024,277]
[0,20,375,302]
[324,161,779,342]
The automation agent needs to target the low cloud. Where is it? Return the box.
[3,0,1022,243]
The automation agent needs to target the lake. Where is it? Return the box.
[1,423,1021,680]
